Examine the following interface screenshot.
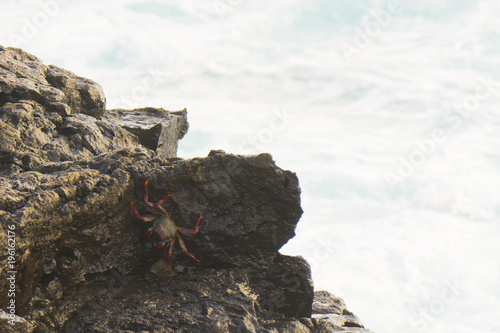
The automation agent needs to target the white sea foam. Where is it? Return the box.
[2,1,500,332]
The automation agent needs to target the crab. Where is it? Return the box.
[130,180,203,273]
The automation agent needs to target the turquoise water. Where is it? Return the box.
[2,1,500,331]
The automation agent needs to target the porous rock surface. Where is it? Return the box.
[0,46,372,332]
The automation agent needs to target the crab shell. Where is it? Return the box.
[130,180,203,273]
[151,216,178,245]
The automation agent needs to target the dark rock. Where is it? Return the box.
[0,99,143,174]
[0,50,187,173]
[103,107,188,158]
[312,291,373,332]
[254,255,314,319]
[0,45,372,332]
[0,47,105,118]
[136,151,302,267]
[63,269,261,333]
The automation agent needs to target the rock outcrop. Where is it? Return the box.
[0,46,372,332]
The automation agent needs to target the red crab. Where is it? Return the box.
[130,180,203,273]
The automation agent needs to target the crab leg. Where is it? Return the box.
[156,194,172,208]
[178,235,200,262]
[144,180,172,216]
[178,214,203,236]
[165,239,176,274]
[143,180,157,213]
[154,194,171,217]
[130,202,155,223]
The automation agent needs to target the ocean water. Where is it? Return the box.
[2,1,500,332]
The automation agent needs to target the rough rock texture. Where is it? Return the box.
[312,291,371,332]
[0,46,105,119]
[103,107,188,159]
[0,46,372,332]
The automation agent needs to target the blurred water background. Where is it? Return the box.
[2,1,500,332]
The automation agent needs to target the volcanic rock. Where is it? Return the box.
[0,46,372,332]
